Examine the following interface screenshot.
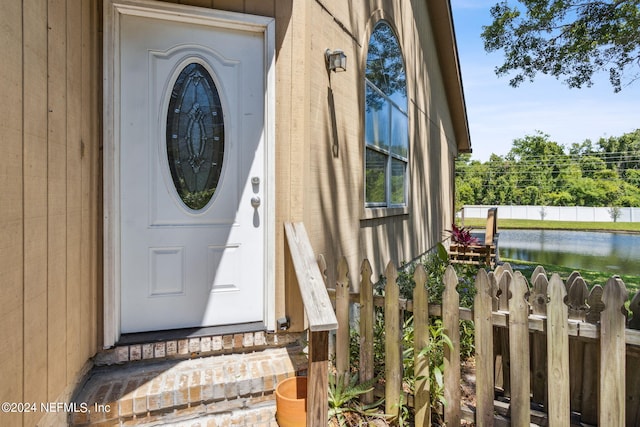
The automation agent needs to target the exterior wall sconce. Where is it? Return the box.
[325,49,347,72]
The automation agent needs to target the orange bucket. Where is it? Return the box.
[275,376,307,427]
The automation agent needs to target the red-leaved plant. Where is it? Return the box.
[447,223,480,252]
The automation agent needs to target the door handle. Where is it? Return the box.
[251,196,261,208]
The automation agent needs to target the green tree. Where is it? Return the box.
[506,132,565,203]
[456,130,640,207]
[482,0,640,92]
[579,155,607,179]
[597,129,640,176]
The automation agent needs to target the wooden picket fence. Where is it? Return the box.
[327,256,640,426]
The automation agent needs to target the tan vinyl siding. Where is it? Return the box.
[298,0,462,287]
[0,1,101,425]
[0,0,25,425]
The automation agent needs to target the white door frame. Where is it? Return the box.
[103,0,275,348]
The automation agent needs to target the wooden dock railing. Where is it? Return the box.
[284,222,338,426]
[450,207,498,267]
[328,256,640,426]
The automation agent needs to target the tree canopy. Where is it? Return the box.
[482,0,640,92]
[456,130,640,208]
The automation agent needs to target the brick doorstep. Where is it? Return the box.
[70,347,307,426]
[124,402,279,427]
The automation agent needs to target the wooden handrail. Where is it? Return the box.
[284,222,337,427]
[284,222,338,331]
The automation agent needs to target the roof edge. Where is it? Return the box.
[426,0,471,153]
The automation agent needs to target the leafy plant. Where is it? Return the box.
[447,223,480,250]
[459,320,476,360]
[349,243,481,423]
[328,372,387,426]
[393,394,412,427]
[416,319,454,411]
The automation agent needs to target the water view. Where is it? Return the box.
[498,229,640,276]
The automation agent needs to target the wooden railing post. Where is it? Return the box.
[283,222,338,427]
[307,330,329,427]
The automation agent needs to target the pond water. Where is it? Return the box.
[498,229,640,276]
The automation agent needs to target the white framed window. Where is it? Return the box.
[365,21,408,208]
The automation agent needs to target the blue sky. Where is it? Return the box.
[450,0,640,162]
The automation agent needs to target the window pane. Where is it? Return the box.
[365,20,409,208]
[366,149,387,204]
[166,63,224,211]
[391,105,408,159]
[365,83,389,151]
[365,22,407,110]
[390,158,406,205]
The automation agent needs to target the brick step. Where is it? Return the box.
[125,402,278,427]
[70,347,307,426]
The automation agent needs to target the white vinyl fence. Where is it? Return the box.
[461,205,640,223]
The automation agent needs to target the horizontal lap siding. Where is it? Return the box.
[0,1,101,425]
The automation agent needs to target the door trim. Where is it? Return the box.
[103,0,276,348]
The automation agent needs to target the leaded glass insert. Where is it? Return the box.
[166,63,224,210]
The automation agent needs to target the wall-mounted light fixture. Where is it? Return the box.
[325,49,347,72]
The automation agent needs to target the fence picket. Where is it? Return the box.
[629,291,640,330]
[599,277,628,426]
[580,344,598,425]
[530,273,549,316]
[384,261,402,420]
[359,259,375,404]
[530,265,546,285]
[547,273,570,426]
[443,265,461,425]
[565,271,581,293]
[626,352,640,426]
[508,272,531,426]
[629,330,640,423]
[335,257,350,377]
[567,276,589,412]
[496,271,512,395]
[567,277,589,321]
[317,254,328,285]
[530,273,548,405]
[581,284,602,425]
[586,285,605,324]
[413,264,430,427]
[474,269,495,427]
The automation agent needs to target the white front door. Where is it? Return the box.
[110,3,274,334]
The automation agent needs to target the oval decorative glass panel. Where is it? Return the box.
[166,63,224,210]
